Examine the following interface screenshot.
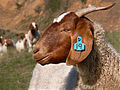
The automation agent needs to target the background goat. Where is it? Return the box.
[26,22,40,52]
[15,35,27,52]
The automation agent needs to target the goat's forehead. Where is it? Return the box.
[53,12,71,23]
[32,22,36,28]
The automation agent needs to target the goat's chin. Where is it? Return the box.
[34,55,51,65]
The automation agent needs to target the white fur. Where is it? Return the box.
[2,44,7,53]
[28,63,78,90]
[16,39,26,52]
[25,33,32,48]
[0,43,3,56]
[0,43,7,55]
[32,22,36,28]
[16,33,33,52]
[53,12,71,23]
[25,33,32,52]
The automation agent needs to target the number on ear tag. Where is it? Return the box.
[74,36,85,51]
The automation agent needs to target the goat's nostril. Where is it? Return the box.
[33,49,39,54]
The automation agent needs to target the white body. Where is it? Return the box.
[25,33,32,52]
[0,43,3,56]
[2,44,7,53]
[16,39,26,52]
[0,43,7,55]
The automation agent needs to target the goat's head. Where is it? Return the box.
[29,22,38,36]
[29,22,38,30]
[20,35,25,40]
[3,39,14,47]
[33,3,115,65]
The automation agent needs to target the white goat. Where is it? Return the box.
[0,43,3,56]
[2,43,7,54]
[15,38,27,52]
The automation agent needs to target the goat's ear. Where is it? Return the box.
[66,17,93,65]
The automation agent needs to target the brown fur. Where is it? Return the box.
[33,12,93,65]
[20,35,25,40]
[4,39,14,47]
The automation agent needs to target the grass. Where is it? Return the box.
[0,48,36,90]
[105,32,120,53]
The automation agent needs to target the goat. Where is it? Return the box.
[25,22,40,52]
[0,43,8,55]
[28,22,40,45]
[3,39,15,47]
[15,35,27,52]
[2,43,7,53]
[32,3,120,90]
[1,38,15,53]
[0,36,8,55]
[0,43,3,56]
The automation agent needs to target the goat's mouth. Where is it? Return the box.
[34,55,51,65]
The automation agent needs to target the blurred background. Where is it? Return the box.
[0,0,119,90]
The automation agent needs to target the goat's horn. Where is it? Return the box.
[75,3,115,17]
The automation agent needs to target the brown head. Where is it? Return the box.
[33,3,115,65]
[20,35,25,40]
[29,22,39,42]
[29,22,38,36]
[3,39,13,47]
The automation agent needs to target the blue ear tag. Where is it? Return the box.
[74,36,85,51]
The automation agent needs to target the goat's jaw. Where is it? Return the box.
[33,54,51,65]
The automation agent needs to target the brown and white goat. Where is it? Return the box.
[0,38,15,53]
[28,22,40,45]
[26,22,40,52]
[33,3,120,90]
[3,39,15,47]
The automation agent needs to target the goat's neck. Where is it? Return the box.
[75,23,120,89]
[76,47,99,85]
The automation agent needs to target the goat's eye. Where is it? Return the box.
[61,29,70,32]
